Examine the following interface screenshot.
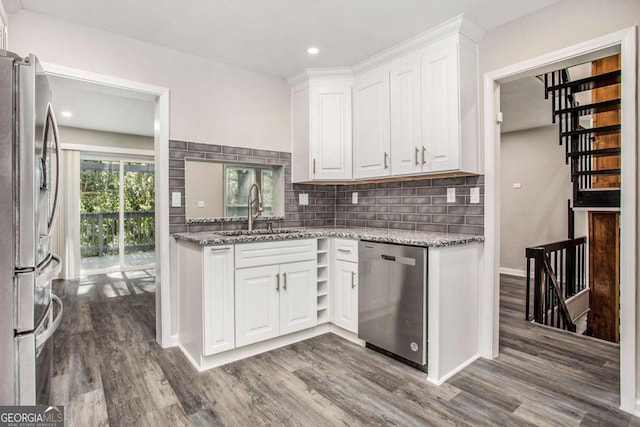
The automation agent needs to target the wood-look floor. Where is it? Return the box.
[51,272,637,426]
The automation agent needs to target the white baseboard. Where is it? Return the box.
[329,324,365,346]
[184,324,332,372]
[170,333,179,347]
[500,267,526,277]
[427,353,480,385]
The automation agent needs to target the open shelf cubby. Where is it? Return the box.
[316,238,330,323]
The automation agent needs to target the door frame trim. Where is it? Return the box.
[41,62,172,348]
[480,26,637,413]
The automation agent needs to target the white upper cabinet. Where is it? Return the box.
[421,37,480,174]
[310,85,352,180]
[291,73,353,182]
[290,16,482,182]
[421,42,460,172]
[353,69,391,179]
[390,57,423,176]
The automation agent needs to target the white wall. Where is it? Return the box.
[500,125,570,272]
[7,10,291,152]
[479,0,640,409]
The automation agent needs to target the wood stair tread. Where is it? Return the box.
[546,70,621,93]
[555,98,620,116]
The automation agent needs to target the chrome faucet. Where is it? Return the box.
[247,183,263,231]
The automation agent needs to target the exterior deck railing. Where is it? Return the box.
[81,211,155,257]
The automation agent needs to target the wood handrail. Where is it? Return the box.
[542,254,577,332]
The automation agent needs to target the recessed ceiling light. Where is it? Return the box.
[60,111,72,118]
[307,47,319,55]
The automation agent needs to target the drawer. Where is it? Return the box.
[235,238,317,269]
[333,238,358,263]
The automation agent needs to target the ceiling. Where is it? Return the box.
[48,75,155,136]
[500,62,593,134]
[6,0,562,78]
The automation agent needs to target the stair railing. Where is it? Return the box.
[543,67,622,208]
[525,237,587,332]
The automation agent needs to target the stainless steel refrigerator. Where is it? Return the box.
[0,50,63,405]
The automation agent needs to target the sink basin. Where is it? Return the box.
[217,228,305,237]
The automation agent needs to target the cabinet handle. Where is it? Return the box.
[351,271,356,289]
[415,147,420,165]
[422,146,427,165]
[313,158,316,174]
[337,248,352,253]
[283,272,287,290]
[384,152,389,169]
[209,247,230,251]
[276,273,280,292]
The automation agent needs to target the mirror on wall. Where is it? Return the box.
[184,158,285,221]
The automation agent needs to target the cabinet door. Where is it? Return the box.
[390,58,423,176]
[203,246,235,355]
[310,85,352,180]
[235,265,280,347]
[332,260,358,333]
[421,43,460,172]
[353,70,391,179]
[280,260,318,335]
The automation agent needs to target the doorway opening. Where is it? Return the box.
[79,156,155,275]
[482,28,637,412]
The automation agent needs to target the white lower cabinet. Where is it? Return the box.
[333,260,358,333]
[203,246,236,355]
[235,242,318,348]
[280,261,318,335]
[234,265,280,347]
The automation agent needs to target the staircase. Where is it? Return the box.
[544,67,621,208]
[525,59,622,337]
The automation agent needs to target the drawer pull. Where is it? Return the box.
[337,248,352,253]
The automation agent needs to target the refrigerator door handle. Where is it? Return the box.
[34,294,63,348]
[35,254,61,287]
[43,103,61,238]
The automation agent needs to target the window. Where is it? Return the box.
[224,165,273,217]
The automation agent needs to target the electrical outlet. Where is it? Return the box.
[513,183,522,189]
[447,188,456,203]
[197,201,205,208]
[470,187,480,204]
[299,193,309,205]
[352,192,358,204]
[171,192,181,207]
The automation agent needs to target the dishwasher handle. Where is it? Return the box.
[380,254,417,266]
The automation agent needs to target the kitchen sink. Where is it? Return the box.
[217,228,305,236]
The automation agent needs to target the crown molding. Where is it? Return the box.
[287,67,353,88]
[353,14,485,75]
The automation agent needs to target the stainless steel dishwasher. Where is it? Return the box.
[358,241,427,369]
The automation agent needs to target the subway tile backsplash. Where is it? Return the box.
[333,176,484,235]
[168,140,484,235]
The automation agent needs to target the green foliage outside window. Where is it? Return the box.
[80,160,155,257]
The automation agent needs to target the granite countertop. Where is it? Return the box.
[173,226,484,248]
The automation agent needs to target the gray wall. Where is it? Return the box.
[500,125,571,272]
[169,141,484,235]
